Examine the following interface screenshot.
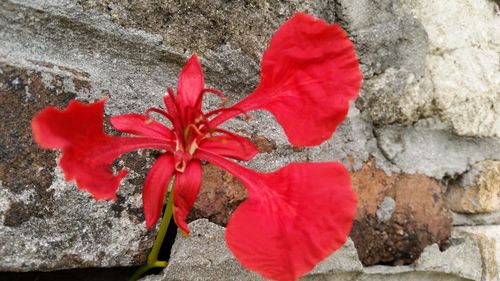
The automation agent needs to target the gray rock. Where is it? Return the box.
[143,219,363,281]
[143,220,482,281]
[416,241,482,280]
[453,211,500,226]
[376,120,500,179]
[0,0,374,271]
[158,219,264,281]
[376,196,396,223]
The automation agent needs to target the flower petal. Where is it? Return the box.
[197,150,357,281]
[173,160,202,234]
[198,132,258,161]
[177,54,204,111]
[210,13,362,147]
[32,99,107,149]
[32,99,174,200]
[143,153,175,228]
[110,113,175,140]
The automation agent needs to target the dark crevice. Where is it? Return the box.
[0,267,137,281]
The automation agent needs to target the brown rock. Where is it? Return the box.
[250,135,275,153]
[447,160,500,213]
[187,163,247,226]
[0,63,76,226]
[350,160,452,266]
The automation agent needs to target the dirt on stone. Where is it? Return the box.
[350,160,452,266]
[0,63,77,227]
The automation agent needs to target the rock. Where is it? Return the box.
[160,219,264,281]
[1,0,499,276]
[354,0,500,138]
[0,64,156,271]
[142,219,363,281]
[453,211,500,226]
[350,160,452,266]
[447,160,500,213]
[143,220,481,281]
[402,0,500,138]
[187,164,247,226]
[376,196,396,223]
[416,240,482,280]
[0,0,372,272]
[360,266,476,281]
[376,120,500,179]
[454,226,500,281]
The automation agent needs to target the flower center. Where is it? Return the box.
[174,116,209,172]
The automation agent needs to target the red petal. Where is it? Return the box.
[198,132,258,161]
[110,113,175,140]
[32,99,107,149]
[173,160,202,234]
[177,55,204,112]
[32,99,174,200]
[143,154,175,228]
[197,150,356,281]
[211,13,362,147]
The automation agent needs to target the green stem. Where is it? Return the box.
[148,189,174,264]
[129,181,175,281]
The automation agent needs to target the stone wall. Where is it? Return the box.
[0,0,499,280]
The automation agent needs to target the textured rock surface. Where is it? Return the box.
[376,120,500,179]
[187,164,246,226]
[350,160,452,266]
[453,211,500,226]
[0,0,363,271]
[402,0,500,138]
[447,161,500,213]
[0,63,156,271]
[454,226,500,281]
[142,220,481,281]
[1,0,499,276]
[416,240,482,280]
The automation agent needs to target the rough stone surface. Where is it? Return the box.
[143,219,364,281]
[376,120,500,179]
[159,219,265,281]
[454,226,500,281]
[453,211,500,226]
[350,160,452,266]
[402,0,500,138]
[1,0,500,276]
[187,164,247,226]
[142,220,480,281]
[376,196,396,223]
[354,0,500,139]
[416,240,482,281]
[0,64,157,271]
[447,160,500,213]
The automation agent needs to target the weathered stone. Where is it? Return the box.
[142,220,480,281]
[338,0,431,126]
[453,211,500,226]
[0,64,157,271]
[158,219,265,281]
[350,160,452,266]
[142,219,363,281]
[376,196,396,223]
[402,0,500,138]
[187,164,247,226]
[454,226,500,281]
[354,0,500,138]
[447,160,500,213]
[360,266,474,281]
[416,240,482,280]
[376,120,500,179]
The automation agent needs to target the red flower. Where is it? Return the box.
[32,13,361,281]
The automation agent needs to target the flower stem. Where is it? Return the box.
[129,181,175,281]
